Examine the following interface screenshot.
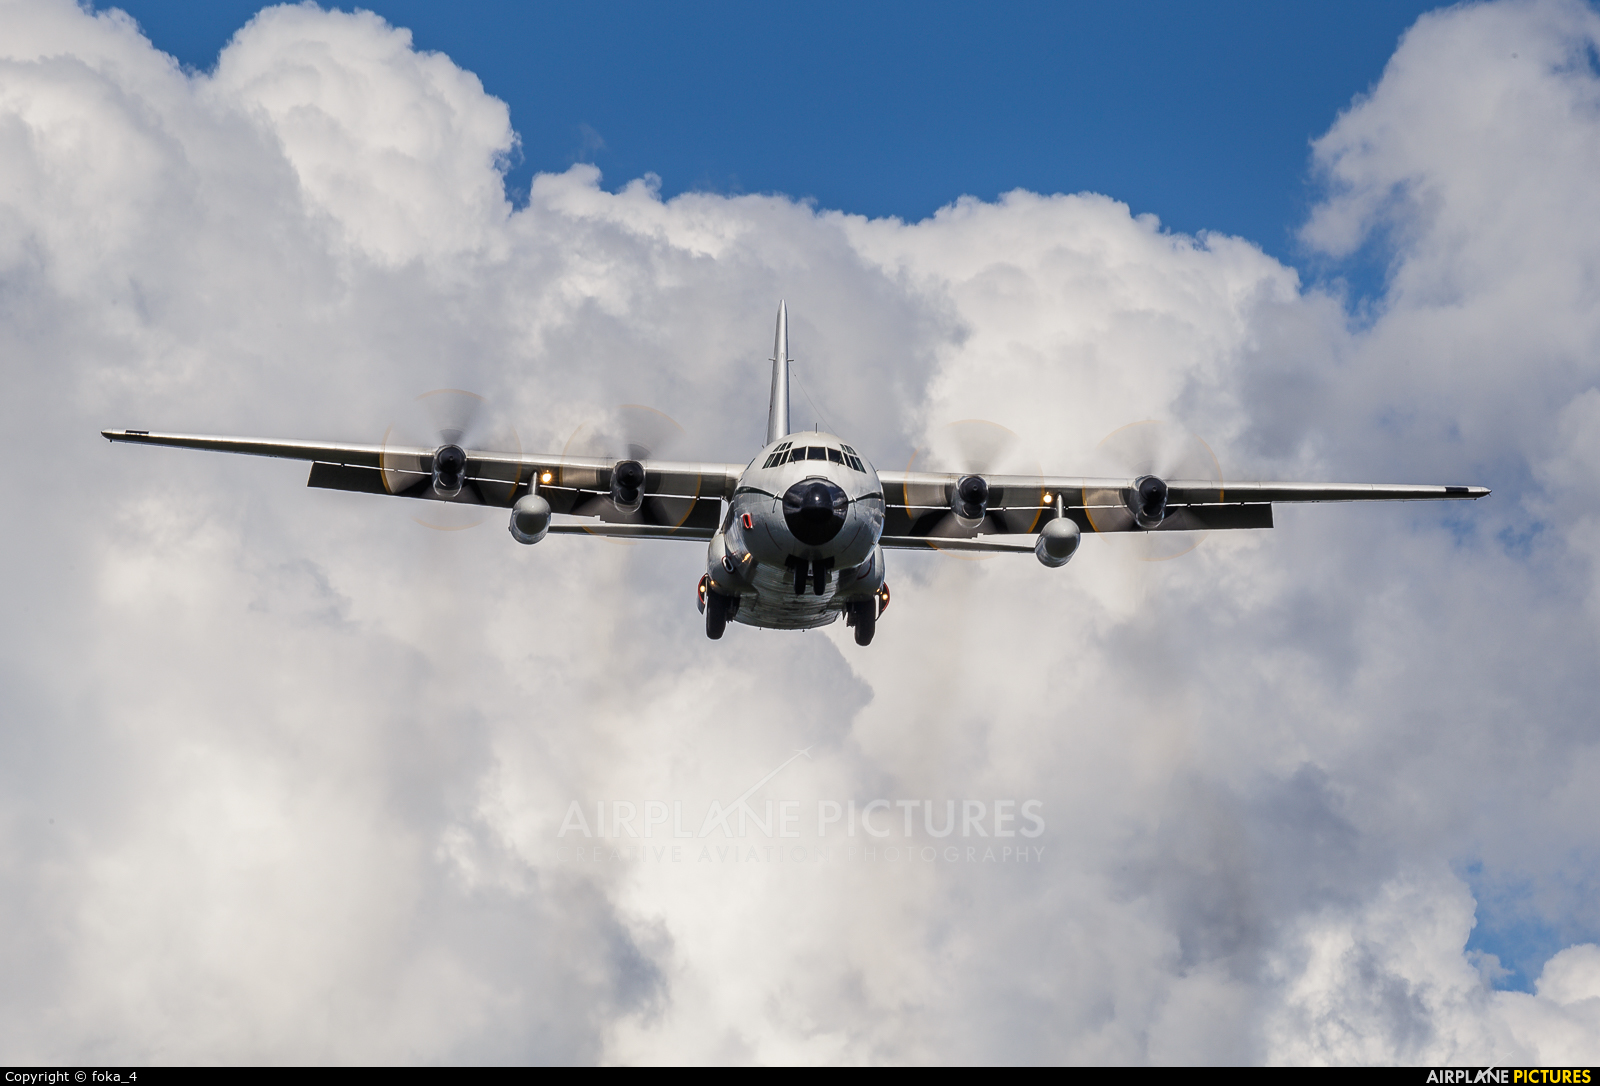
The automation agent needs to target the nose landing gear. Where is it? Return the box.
[785,556,835,596]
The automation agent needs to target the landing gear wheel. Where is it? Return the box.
[853,604,876,646]
[705,589,731,640]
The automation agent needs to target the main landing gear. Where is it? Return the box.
[699,574,735,640]
[698,576,888,645]
[845,602,875,645]
[844,583,891,646]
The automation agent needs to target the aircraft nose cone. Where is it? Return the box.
[782,478,849,546]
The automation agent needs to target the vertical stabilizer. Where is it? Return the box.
[766,301,791,445]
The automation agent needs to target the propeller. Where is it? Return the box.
[1084,420,1223,561]
[905,420,1046,559]
[560,404,704,540]
[379,389,523,531]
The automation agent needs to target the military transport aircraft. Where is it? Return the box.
[103,302,1488,646]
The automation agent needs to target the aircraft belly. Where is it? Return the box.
[732,560,840,630]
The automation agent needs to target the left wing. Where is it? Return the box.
[102,429,744,536]
[876,470,1488,546]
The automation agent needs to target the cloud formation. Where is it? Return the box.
[1,0,1598,1064]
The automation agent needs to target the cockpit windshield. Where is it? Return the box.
[760,442,868,472]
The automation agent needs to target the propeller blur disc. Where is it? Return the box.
[562,404,703,542]
[906,420,1044,560]
[1086,420,1222,561]
[380,389,522,531]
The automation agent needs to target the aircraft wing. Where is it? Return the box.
[101,429,743,535]
[876,470,1489,543]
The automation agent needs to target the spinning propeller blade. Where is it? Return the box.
[1085,420,1222,560]
[563,404,703,540]
[380,389,522,531]
[906,420,1045,559]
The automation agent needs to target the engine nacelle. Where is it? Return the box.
[952,474,989,530]
[1127,475,1168,530]
[611,459,646,514]
[432,444,468,498]
[509,493,551,544]
[1035,517,1081,567]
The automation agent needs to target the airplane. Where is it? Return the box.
[102,302,1489,646]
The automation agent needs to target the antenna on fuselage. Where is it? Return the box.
[767,301,791,446]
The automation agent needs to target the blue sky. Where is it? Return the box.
[112,0,1436,270]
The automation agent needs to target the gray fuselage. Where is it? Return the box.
[706,431,886,629]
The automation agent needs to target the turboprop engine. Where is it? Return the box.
[432,444,467,498]
[611,459,646,514]
[952,475,989,530]
[1127,475,1168,530]
[509,493,551,544]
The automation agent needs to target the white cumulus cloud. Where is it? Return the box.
[1,0,1598,1065]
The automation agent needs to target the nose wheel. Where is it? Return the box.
[786,556,835,596]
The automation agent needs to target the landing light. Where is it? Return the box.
[541,471,553,483]
[1043,492,1052,503]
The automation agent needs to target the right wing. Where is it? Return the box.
[102,429,744,537]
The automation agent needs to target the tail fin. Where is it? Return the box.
[767,301,791,446]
